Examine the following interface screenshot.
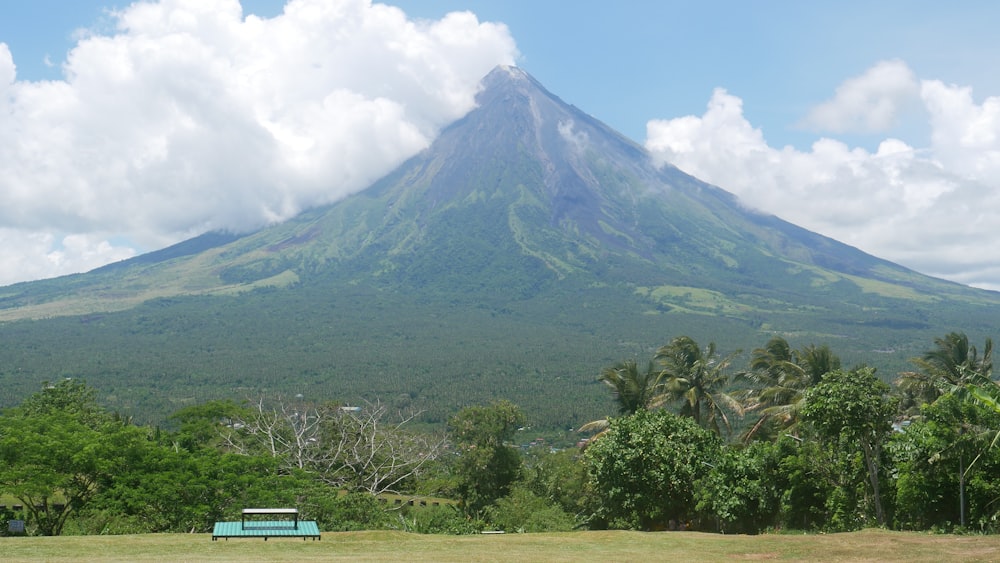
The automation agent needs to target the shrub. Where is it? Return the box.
[397,504,483,535]
[308,492,392,531]
[486,484,576,532]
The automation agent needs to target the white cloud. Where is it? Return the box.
[0,230,136,285]
[558,120,589,153]
[922,79,1000,177]
[0,0,517,286]
[646,61,1000,290]
[800,59,919,133]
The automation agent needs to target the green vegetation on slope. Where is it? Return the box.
[0,267,998,433]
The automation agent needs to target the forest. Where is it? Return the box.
[1,330,999,536]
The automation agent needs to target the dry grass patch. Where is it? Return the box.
[2,529,999,562]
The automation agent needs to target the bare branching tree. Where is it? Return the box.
[221,396,445,496]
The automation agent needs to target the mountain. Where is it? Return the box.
[1,66,998,430]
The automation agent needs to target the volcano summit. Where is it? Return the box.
[0,66,997,428]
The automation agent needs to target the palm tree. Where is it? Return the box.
[897,335,996,527]
[578,359,663,436]
[964,372,1000,455]
[897,332,993,411]
[797,344,841,386]
[739,337,840,441]
[656,336,742,435]
[599,359,664,415]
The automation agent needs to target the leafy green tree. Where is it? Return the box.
[961,378,1000,528]
[16,378,110,428]
[167,399,246,452]
[584,409,720,530]
[695,440,782,533]
[0,381,298,536]
[892,370,1000,532]
[893,333,997,527]
[892,393,1000,531]
[448,400,526,515]
[0,412,106,535]
[774,436,833,530]
[964,374,1000,456]
[90,438,293,533]
[801,367,897,527]
[0,380,136,535]
[656,336,742,435]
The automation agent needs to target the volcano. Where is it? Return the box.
[1,66,997,428]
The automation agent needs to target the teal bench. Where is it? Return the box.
[211,508,320,541]
[242,508,299,529]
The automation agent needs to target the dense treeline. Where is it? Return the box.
[1,275,971,435]
[2,331,999,536]
[0,284,657,432]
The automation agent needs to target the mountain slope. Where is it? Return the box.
[6,66,988,318]
[1,66,999,429]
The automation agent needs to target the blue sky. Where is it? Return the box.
[6,1,998,148]
[2,1,1000,289]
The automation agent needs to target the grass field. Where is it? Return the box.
[2,529,999,562]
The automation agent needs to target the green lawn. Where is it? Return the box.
[2,529,999,562]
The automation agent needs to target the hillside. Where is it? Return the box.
[1,66,999,430]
